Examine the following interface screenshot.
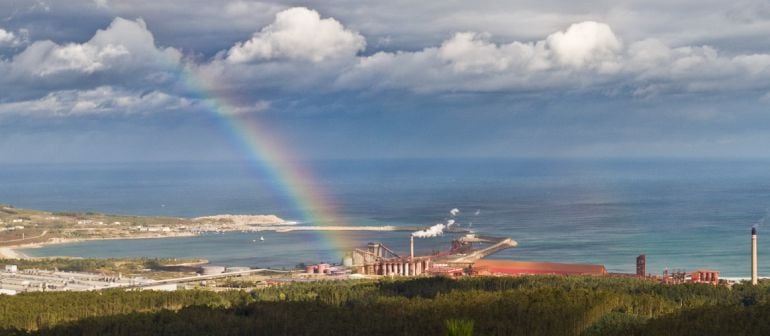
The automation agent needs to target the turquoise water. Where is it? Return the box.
[5,159,770,276]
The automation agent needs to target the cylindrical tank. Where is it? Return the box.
[342,256,353,267]
[306,265,317,274]
[317,263,330,274]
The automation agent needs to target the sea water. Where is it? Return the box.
[3,159,770,277]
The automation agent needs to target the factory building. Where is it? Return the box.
[344,242,435,276]
[691,270,719,285]
[472,260,607,276]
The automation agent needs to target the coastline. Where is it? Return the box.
[0,225,408,260]
[255,225,413,232]
[0,232,199,260]
[0,246,29,259]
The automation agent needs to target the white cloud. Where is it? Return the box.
[0,29,17,46]
[226,7,365,63]
[546,21,622,71]
[0,28,28,48]
[6,7,770,117]
[225,100,271,115]
[5,17,180,78]
[333,19,770,95]
[0,86,190,116]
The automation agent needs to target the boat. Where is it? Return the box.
[260,236,265,241]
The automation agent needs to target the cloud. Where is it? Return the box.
[335,21,626,92]
[0,17,184,106]
[225,100,271,115]
[226,7,365,63]
[0,29,17,46]
[545,21,622,71]
[0,86,191,116]
[16,17,179,76]
[5,6,770,119]
[332,19,770,95]
[0,28,28,48]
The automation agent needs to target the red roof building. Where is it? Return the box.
[473,260,607,276]
[691,269,719,285]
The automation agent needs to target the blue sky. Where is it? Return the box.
[2,0,770,162]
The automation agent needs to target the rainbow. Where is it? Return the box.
[180,65,350,261]
[50,13,355,261]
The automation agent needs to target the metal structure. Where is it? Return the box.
[437,235,518,265]
[348,234,517,276]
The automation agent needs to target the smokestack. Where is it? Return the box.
[752,227,758,285]
[410,235,414,259]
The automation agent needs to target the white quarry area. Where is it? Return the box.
[193,214,290,226]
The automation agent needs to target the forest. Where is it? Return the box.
[1,275,769,335]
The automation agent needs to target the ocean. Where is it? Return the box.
[3,158,770,277]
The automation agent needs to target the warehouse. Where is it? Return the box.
[472,260,607,276]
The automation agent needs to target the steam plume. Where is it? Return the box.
[450,208,460,217]
[412,223,446,238]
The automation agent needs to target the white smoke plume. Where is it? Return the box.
[446,219,456,226]
[450,208,460,217]
[412,223,446,238]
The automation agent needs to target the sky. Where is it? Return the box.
[2,0,770,163]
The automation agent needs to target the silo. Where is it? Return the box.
[342,255,354,267]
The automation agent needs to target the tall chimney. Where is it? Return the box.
[636,254,646,277]
[410,235,414,259]
[752,227,758,285]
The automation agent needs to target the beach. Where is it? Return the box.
[0,246,28,259]
[0,232,199,260]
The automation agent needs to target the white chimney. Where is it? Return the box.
[410,235,414,259]
[752,227,758,285]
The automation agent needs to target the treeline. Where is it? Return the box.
[0,290,253,332]
[1,276,770,335]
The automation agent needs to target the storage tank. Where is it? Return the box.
[306,265,318,274]
[317,263,330,274]
[342,255,353,267]
[200,266,225,275]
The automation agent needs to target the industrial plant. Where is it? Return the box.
[6,226,762,293]
[300,227,751,286]
[302,233,614,278]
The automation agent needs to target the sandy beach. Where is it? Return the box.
[0,246,29,259]
[0,232,199,260]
